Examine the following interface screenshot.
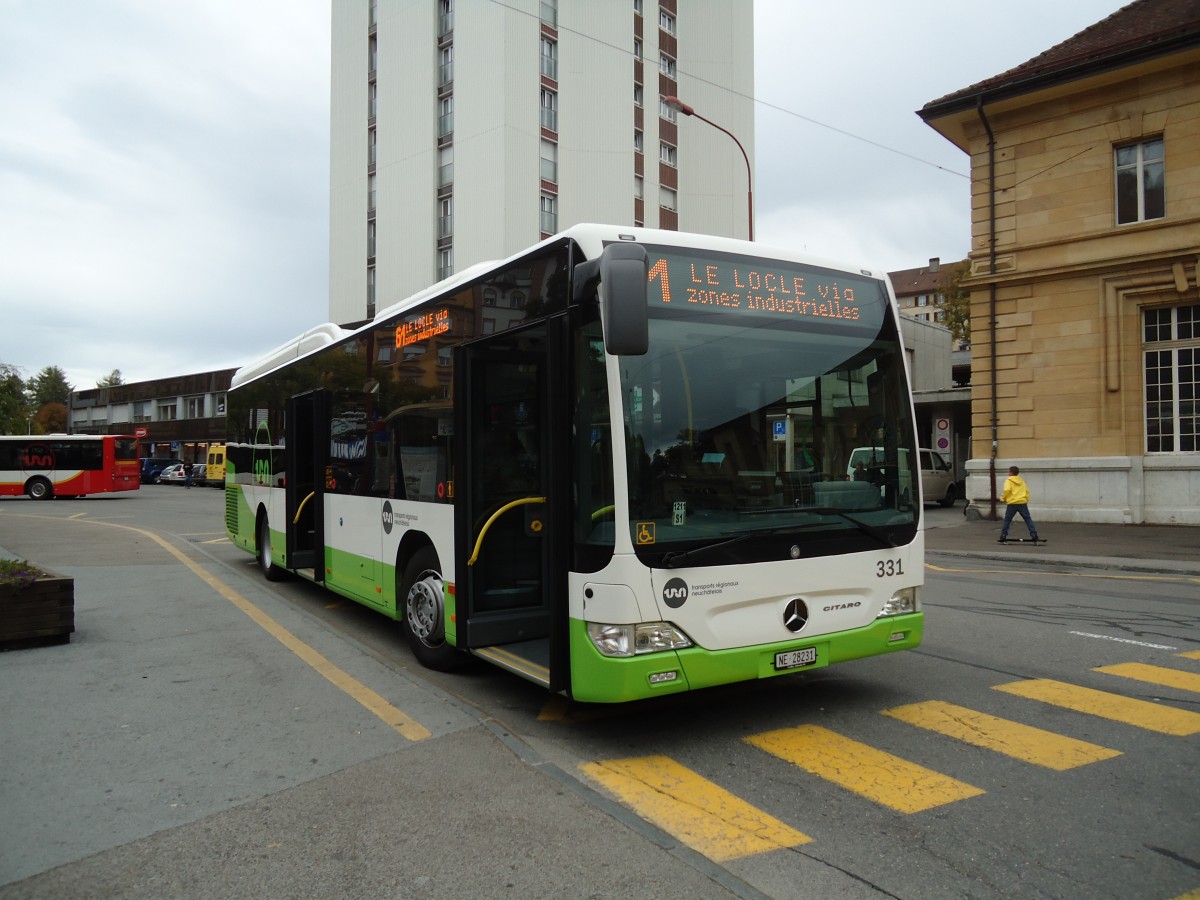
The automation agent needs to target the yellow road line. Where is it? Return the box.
[1094,662,1200,694]
[1179,650,1200,660]
[579,755,811,862]
[5,513,431,742]
[745,725,984,813]
[882,700,1121,770]
[994,679,1200,736]
[925,561,1200,585]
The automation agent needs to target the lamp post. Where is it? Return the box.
[662,95,753,241]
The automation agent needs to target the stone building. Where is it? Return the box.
[919,0,1200,524]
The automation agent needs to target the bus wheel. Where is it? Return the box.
[400,547,463,671]
[25,477,53,501]
[257,515,284,582]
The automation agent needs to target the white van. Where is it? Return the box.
[846,447,956,507]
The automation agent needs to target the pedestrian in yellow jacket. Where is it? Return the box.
[999,465,1039,542]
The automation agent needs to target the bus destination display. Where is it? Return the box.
[646,249,885,327]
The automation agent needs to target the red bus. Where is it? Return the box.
[0,435,141,500]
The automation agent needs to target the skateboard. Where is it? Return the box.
[997,537,1045,544]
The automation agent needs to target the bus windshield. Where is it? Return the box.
[619,246,918,564]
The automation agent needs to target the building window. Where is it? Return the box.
[633,0,642,13]
[439,95,453,137]
[541,36,557,79]
[368,81,378,119]
[659,10,676,33]
[540,194,557,234]
[1116,138,1164,225]
[438,145,454,187]
[439,197,453,238]
[367,220,376,258]
[633,38,642,60]
[634,83,643,106]
[367,265,376,310]
[661,187,677,211]
[369,36,378,73]
[660,54,675,77]
[540,0,556,27]
[368,173,377,212]
[133,400,150,423]
[634,175,643,198]
[540,89,557,131]
[439,0,453,37]
[634,129,643,153]
[660,98,677,122]
[540,139,557,182]
[438,248,453,281]
[368,126,377,165]
[215,395,226,415]
[439,45,453,87]
[157,402,178,422]
[1144,304,1198,452]
[660,142,676,166]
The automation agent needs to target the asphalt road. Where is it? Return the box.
[2,487,1198,899]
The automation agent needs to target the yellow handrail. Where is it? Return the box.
[293,491,315,524]
[467,496,546,566]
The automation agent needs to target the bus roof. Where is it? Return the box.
[231,224,893,391]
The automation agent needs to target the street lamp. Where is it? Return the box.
[662,95,753,241]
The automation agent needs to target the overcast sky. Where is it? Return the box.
[0,0,1127,391]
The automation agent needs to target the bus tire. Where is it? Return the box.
[257,514,285,582]
[400,547,464,671]
[25,477,53,501]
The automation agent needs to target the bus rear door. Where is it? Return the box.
[454,320,569,692]
[285,389,330,579]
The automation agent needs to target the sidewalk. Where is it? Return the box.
[924,509,1200,577]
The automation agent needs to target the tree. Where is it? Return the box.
[34,402,67,435]
[96,369,123,388]
[26,366,73,408]
[0,363,28,435]
[937,260,972,345]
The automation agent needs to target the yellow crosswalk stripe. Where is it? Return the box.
[745,725,984,813]
[579,755,812,862]
[994,679,1200,736]
[882,700,1122,770]
[1095,662,1200,694]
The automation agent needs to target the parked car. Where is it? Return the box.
[919,448,957,507]
[156,463,184,484]
[845,446,958,507]
[160,465,205,487]
[140,457,177,484]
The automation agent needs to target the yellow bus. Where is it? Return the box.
[205,444,226,488]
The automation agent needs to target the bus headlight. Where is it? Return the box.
[586,622,693,658]
[877,587,919,618]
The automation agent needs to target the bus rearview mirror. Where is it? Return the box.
[599,243,649,356]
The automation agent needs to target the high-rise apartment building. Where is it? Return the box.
[329,0,755,325]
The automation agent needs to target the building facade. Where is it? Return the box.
[920,0,1200,524]
[68,370,235,465]
[329,0,755,325]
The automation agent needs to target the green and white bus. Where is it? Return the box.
[226,225,924,703]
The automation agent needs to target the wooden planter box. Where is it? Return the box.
[0,567,75,650]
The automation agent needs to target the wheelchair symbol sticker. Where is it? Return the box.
[636,522,656,544]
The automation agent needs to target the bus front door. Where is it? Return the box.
[285,389,330,579]
[455,321,568,692]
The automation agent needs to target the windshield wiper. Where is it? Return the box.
[662,534,751,569]
[660,523,799,569]
[807,508,897,548]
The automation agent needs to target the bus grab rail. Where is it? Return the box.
[467,496,546,567]
[293,491,315,524]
